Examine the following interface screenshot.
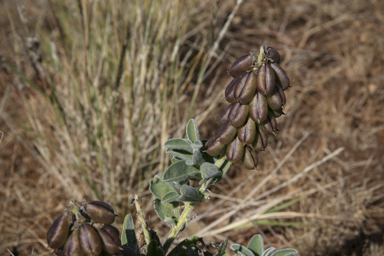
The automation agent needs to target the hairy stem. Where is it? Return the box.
[162,154,228,253]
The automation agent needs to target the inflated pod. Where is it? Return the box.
[226,136,245,164]
[265,46,280,64]
[266,84,285,111]
[220,103,234,124]
[64,230,83,256]
[234,71,257,104]
[253,128,268,151]
[86,201,116,225]
[229,55,253,78]
[205,136,226,156]
[47,216,70,249]
[270,62,290,90]
[249,92,268,124]
[260,110,279,136]
[97,225,122,254]
[228,102,249,128]
[265,63,276,95]
[225,78,240,103]
[79,224,102,256]
[217,120,238,145]
[238,117,257,146]
[242,146,258,169]
[271,108,285,118]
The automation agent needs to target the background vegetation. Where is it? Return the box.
[0,0,383,255]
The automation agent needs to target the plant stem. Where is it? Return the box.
[134,195,152,246]
[162,154,229,253]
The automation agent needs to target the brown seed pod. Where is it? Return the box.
[266,84,284,111]
[220,104,234,124]
[253,128,268,151]
[271,108,285,118]
[229,55,253,78]
[256,62,267,95]
[79,224,102,256]
[260,110,279,136]
[97,225,122,254]
[234,71,257,104]
[249,92,268,124]
[226,136,245,164]
[270,62,290,90]
[64,230,83,256]
[276,83,286,106]
[225,78,240,103]
[205,136,226,156]
[265,63,276,95]
[217,120,238,144]
[242,146,258,169]
[47,216,70,249]
[228,102,249,128]
[265,46,280,64]
[238,117,258,146]
[86,201,116,225]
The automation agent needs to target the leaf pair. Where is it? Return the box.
[230,235,298,256]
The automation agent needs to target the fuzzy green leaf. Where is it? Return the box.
[165,139,194,153]
[162,191,182,203]
[191,140,203,150]
[262,248,276,256]
[186,119,200,143]
[163,161,200,183]
[271,249,298,256]
[230,244,255,256]
[166,148,194,162]
[154,199,180,224]
[247,235,264,256]
[214,239,228,256]
[177,184,201,202]
[150,177,179,200]
[147,240,165,256]
[172,157,184,164]
[168,236,203,256]
[192,150,204,166]
[121,214,140,255]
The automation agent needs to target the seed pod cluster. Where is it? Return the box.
[47,201,128,256]
[205,45,290,169]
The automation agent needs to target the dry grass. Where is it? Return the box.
[1,0,384,255]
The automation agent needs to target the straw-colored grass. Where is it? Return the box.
[1,0,384,255]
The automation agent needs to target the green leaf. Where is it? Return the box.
[168,236,203,256]
[201,162,222,179]
[230,244,255,256]
[163,161,201,183]
[178,184,202,203]
[191,150,204,166]
[162,191,182,203]
[121,214,140,255]
[165,139,194,153]
[172,157,184,164]
[150,177,179,200]
[214,239,228,256]
[166,148,194,162]
[186,119,200,143]
[262,248,276,256]
[247,235,264,256]
[191,140,203,150]
[271,249,298,256]
[199,162,222,185]
[147,240,165,256]
[154,199,180,224]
